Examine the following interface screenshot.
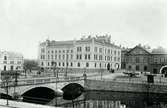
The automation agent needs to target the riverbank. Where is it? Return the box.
[85,79,167,93]
[0,99,61,108]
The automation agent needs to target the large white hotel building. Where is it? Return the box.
[38,35,121,72]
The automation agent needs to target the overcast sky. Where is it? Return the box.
[0,0,167,59]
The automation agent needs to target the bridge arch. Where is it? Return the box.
[160,65,167,74]
[21,87,57,104]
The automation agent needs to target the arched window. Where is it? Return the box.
[77,62,80,67]
[94,63,96,68]
[86,62,89,67]
[4,65,6,71]
[144,66,147,71]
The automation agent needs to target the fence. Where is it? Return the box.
[0,76,84,88]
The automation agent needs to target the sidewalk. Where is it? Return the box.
[0,99,60,108]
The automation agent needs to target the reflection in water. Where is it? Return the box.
[50,91,167,108]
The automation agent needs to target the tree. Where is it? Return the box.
[23,59,38,74]
[1,73,12,105]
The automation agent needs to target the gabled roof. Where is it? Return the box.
[126,45,151,55]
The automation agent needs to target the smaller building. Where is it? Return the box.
[122,45,167,74]
[0,51,24,71]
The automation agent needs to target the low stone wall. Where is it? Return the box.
[85,79,167,94]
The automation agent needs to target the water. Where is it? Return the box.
[51,91,167,108]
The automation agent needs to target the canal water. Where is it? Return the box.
[50,91,167,108]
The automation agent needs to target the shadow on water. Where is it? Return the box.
[0,93,13,100]
[50,91,167,108]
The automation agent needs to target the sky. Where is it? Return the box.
[0,0,167,59]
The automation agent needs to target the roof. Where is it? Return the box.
[151,47,167,54]
[0,51,23,58]
[126,45,151,54]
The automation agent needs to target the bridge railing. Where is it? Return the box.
[0,76,84,87]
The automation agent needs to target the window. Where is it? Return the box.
[4,66,6,71]
[77,62,80,67]
[55,50,57,53]
[59,55,61,60]
[128,65,131,70]
[67,50,69,53]
[110,56,112,61]
[86,62,89,67]
[48,55,50,59]
[85,46,90,52]
[118,51,120,56]
[59,50,61,53]
[71,55,73,59]
[71,50,73,53]
[51,55,53,59]
[10,66,13,70]
[59,62,61,66]
[144,66,147,71]
[88,54,90,60]
[55,55,57,59]
[107,56,110,61]
[136,65,139,71]
[77,47,82,52]
[108,49,110,54]
[99,63,101,68]
[94,54,98,60]
[79,54,82,60]
[48,62,50,66]
[114,50,116,55]
[63,50,65,53]
[71,62,73,67]
[85,54,87,60]
[63,55,65,60]
[48,51,50,53]
[118,57,120,62]
[67,62,69,67]
[3,61,7,64]
[4,56,7,60]
[99,55,102,60]
[51,50,54,53]
[63,62,64,66]
[95,63,96,67]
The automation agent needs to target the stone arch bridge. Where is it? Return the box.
[0,76,85,97]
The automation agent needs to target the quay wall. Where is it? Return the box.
[84,79,167,93]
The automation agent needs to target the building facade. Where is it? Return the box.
[38,36,121,72]
[122,45,167,74]
[0,51,24,71]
